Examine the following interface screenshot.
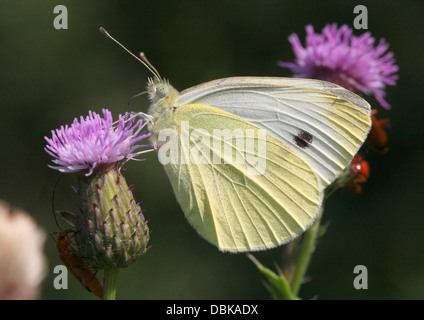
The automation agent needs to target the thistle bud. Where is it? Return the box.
[74,165,149,269]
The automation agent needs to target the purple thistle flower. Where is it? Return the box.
[278,23,398,109]
[45,109,151,175]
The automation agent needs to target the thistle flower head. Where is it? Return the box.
[45,109,151,175]
[45,109,151,271]
[278,23,398,109]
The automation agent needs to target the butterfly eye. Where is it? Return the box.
[156,84,169,98]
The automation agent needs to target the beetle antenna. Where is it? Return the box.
[51,178,62,230]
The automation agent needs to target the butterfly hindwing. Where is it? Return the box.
[160,104,322,252]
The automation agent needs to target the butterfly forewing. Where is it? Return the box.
[177,77,372,189]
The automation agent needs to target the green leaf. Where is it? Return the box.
[247,254,297,300]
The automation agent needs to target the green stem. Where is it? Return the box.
[103,267,119,300]
[290,206,324,296]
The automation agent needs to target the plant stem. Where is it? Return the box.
[103,267,119,300]
[290,206,324,296]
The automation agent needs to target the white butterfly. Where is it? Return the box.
[102,28,371,252]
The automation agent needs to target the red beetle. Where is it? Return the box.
[366,110,390,153]
[345,154,370,193]
[56,228,103,299]
[52,207,103,299]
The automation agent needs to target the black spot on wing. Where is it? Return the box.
[293,130,313,149]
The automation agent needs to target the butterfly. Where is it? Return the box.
[101,28,372,252]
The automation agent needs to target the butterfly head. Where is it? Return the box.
[147,78,169,102]
[146,77,180,145]
[146,77,180,104]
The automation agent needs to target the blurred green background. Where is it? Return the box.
[1,0,423,300]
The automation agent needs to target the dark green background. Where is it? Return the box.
[1,1,423,299]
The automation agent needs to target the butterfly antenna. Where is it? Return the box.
[99,27,162,82]
[139,52,162,81]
